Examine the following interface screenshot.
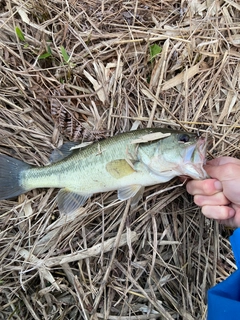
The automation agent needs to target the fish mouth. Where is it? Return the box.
[182,137,208,180]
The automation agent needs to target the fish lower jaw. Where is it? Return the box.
[178,164,207,180]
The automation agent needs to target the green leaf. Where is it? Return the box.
[60,45,70,63]
[15,27,25,42]
[47,44,52,55]
[38,52,52,60]
[150,44,162,60]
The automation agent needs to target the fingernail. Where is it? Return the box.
[214,180,223,191]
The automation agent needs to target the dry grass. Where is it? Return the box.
[0,0,240,319]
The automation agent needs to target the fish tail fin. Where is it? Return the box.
[0,154,32,200]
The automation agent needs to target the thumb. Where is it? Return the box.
[205,163,240,181]
[207,157,240,166]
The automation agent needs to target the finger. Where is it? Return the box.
[220,205,240,228]
[207,157,240,166]
[205,163,240,181]
[194,193,230,206]
[217,218,238,228]
[201,205,235,221]
[186,179,222,196]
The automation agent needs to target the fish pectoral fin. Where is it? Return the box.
[106,159,135,179]
[57,188,92,215]
[117,184,143,202]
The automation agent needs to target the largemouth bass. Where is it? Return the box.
[0,128,207,214]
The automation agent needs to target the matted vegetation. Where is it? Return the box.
[0,0,240,319]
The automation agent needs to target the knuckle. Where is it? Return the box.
[186,181,194,194]
[194,195,203,206]
[201,205,212,218]
[201,180,214,195]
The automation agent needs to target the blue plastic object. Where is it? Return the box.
[208,228,240,319]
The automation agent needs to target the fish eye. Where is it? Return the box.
[178,134,190,143]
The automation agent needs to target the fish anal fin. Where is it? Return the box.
[117,184,143,203]
[57,188,92,215]
[106,159,135,179]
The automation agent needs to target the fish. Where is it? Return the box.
[0,128,207,214]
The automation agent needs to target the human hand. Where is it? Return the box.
[186,157,240,228]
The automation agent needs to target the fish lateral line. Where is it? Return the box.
[0,127,208,215]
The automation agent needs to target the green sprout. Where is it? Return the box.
[15,26,25,42]
[60,45,70,63]
[150,43,162,61]
[38,44,52,60]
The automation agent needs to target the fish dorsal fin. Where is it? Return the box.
[117,184,143,202]
[50,142,77,163]
[50,141,94,163]
[106,159,135,179]
[57,188,92,215]
[130,132,171,144]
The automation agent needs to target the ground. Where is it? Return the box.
[0,0,240,319]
